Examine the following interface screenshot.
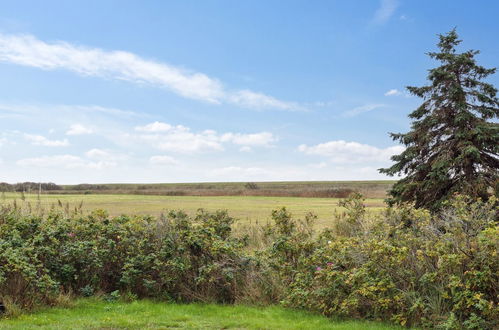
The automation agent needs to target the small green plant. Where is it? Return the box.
[335,192,366,236]
[80,285,94,297]
[104,290,121,302]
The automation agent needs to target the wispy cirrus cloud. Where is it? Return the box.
[372,0,399,24]
[298,140,404,164]
[85,148,111,159]
[24,134,69,147]
[66,124,93,135]
[0,102,147,119]
[384,88,413,98]
[16,154,116,169]
[0,33,299,110]
[343,104,385,117]
[228,90,299,111]
[149,155,178,165]
[384,89,402,96]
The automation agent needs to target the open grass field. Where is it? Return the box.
[0,299,404,329]
[1,193,385,229]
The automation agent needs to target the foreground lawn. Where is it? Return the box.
[1,193,384,229]
[0,299,402,329]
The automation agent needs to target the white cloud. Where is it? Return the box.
[298,140,404,164]
[311,101,335,108]
[209,166,271,180]
[66,124,93,135]
[0,33,298,110]
[16,154,116,169]
[149,155,178,165]
[309,162,327,169]
[135,121,173,132]
[0,137,6,146]
[131,121,276,153]
[133,127,222,154]
[85,148,129,164]
[228,90,300,111]
[24,134,69,147]
[17,155,81,167]
[220,132,277,146]
[343,104,385,117]
[384,89,401,96]
[85,148,111,159]
[0,103,147,119]
[372,0,399,24]
[239,146,252,152]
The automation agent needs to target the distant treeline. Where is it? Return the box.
[70,184,109,191]
[58,181,392,198]
[0,182,62,192]
[1,181,394,198]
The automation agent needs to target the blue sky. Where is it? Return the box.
[0,0,498,184]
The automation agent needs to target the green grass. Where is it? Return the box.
[1,193,385,229]
[0,299,403,329]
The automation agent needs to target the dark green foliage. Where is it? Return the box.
[268,194,498,329]
[1,195,497,328]
[0,206,249,309]
[380,30,499,211]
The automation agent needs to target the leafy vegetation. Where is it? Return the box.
[266,194,498,328]
[1,194,497,328]
[0,206,248,308]
[380,30,499,211]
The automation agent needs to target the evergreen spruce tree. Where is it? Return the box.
[380,29,499,211]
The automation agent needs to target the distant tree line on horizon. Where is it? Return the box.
[0,182,62,192]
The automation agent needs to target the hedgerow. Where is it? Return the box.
[0,195,497,328]
[269,195,498,329]
[0,206,249,309]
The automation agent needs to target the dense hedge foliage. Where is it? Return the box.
[267,195,498,329]
[1,195,497,328]
[0,207,249,308]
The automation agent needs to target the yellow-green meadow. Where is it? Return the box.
[1,192,385,229]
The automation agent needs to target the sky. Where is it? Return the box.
[0,0,498,184]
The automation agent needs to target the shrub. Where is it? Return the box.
[1,195,497,328]
[0,206,250,309]
[268,195,498,328]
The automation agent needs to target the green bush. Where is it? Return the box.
[0,206,249,309]
[1,195,497,328]
[267,195,498,329]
